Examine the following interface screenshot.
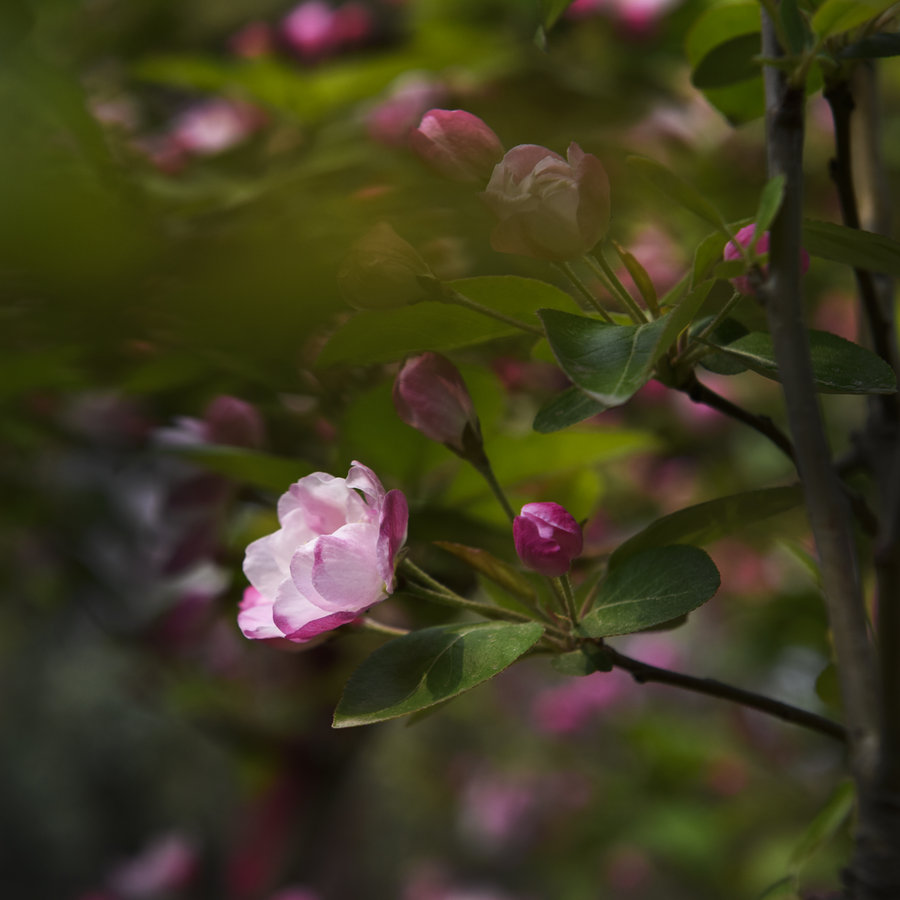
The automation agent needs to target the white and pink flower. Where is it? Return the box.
[239,462,408,643]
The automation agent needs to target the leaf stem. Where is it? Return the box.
[442,288,545,336]
[586,250,650,323]
[604,646,847,743]
[555,262,616,322]
[360,617,409,637]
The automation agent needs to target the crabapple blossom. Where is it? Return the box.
[410,109,504,183]
[513,502,583,577]
[239,462,408,643]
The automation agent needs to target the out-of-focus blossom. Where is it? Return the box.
[229,21,275,58]
[393,353,481,455]
[532,669,631,733]
[723,224,810,296]
[169,99,266,158]
[567,0,683,36]
[616,225,685,299]
[338,222,432,309]
[513,501,583,577]
[281,1,373,60]
[155,395,265,450]
[410,109,504,184]
[813,290,858,340]
[269,889,323,900]
[107,832,197,898]
[483,143,610,261]
[240,461,408,642]
[367,74,448,147]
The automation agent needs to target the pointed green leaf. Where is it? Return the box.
[579,546,720,638]
[614,241,659,314]
[840,33,900,58]
[333,621,544,727]
[434,541,537,601]
[692,232,729,287]
[812,0,895,38]
[780,0,809,53]
[755,175,786,236]
[802,220,900,276]
[710,330,897,394]
[691,33,762,89]
[610,485,803,566]
[533,385,608,433]
[540,0,575,29]
[627,156,729,232]
[694,316,751,375]
[788,780,854,874]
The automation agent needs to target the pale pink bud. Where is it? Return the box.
[338,222,432,309]
[393,352,481,454]
[723,224,810,295]
[513,502,583,577]
[410,109,505,184]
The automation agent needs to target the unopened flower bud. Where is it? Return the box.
[393,352,482,455]
[338,222,432,310]
[203,395,265,448]
[410,109,505,184]
[723,224,811,296]
[483,142,610,261]
[513,502,583,577]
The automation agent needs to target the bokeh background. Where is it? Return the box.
[3,0,898,897]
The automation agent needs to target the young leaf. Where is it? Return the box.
[839,33,900,59]
[802,220,900,276]
[811,0,895,39]
[691,33,762,89]
[609,485,803,566]
[533,385,608,433]
[613,240,659,314]
[692,231,729,287]
[787,780,854,875]
[333,621,544,727]
[709,330,898,394]
[578,546,720,638]
[434,541,537,601]
[780,0,808,53]
[540,0,575,29]
[552,645,614,676]
[627,156,729,233]
[754,175,786,236]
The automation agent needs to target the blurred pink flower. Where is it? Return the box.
[514,501,583,577]
[107,832,197,898]
[281,1,372,59]
[240,461,408,642]
[483,143,610,261]
[567,0,682,35]
[532,669,632,734]
[155,395,264,449]
[410,109,504,183]
[367,75,448,147]
[168,99,266,157]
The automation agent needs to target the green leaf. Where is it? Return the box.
[579,546,720,638]
[533,386,608,433]
[755,175,786,236]
[539,294,711,409]
[169,444,311,491]
[691,33,762,89]
[803,219,900,276]
[540,0,575,29]
[614,240,659,313]
[333,621,544,727]
[811,0,896,38]
[627,156,729,232]
[610,486,803,566]
[692,231,730,288]
[788,780,854,874]
[551,645,614,676]
[839,33,900,58]
[695,316,751,375]
[780,0,809,53]
[434,542,537,602]
[318,276,572,366]
[710,330,898,394]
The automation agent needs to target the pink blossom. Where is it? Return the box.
[483,143,610,260]
[513,501,583,577]
[229,21,275,58]
[723,224,810,296]
[393,353,481,454]
[169,99,265,157]
[367,76,448,147]
[282,1,372,60]
[240,462,408,642]
[532,670,631,733]
[410,109,504,184]
[155,395,264,449]
[107,833,197,898]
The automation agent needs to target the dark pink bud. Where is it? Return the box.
[513,502,583,577]
[723,224,810,295]
[410,109,505,183]
[203,395,265,448]
[393,352,481,453]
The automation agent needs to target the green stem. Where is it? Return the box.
[555,262,615,322]
[360,617,409,637]
[674,290,742,370]
[470,451,517,522]
[443,288,545,336]
[586,250,649,323]
[552,574,579,624]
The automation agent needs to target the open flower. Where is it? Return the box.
[513,502,583,577]
[239,462,408,642]
[483,143,610,261]
[723,224,810,296]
